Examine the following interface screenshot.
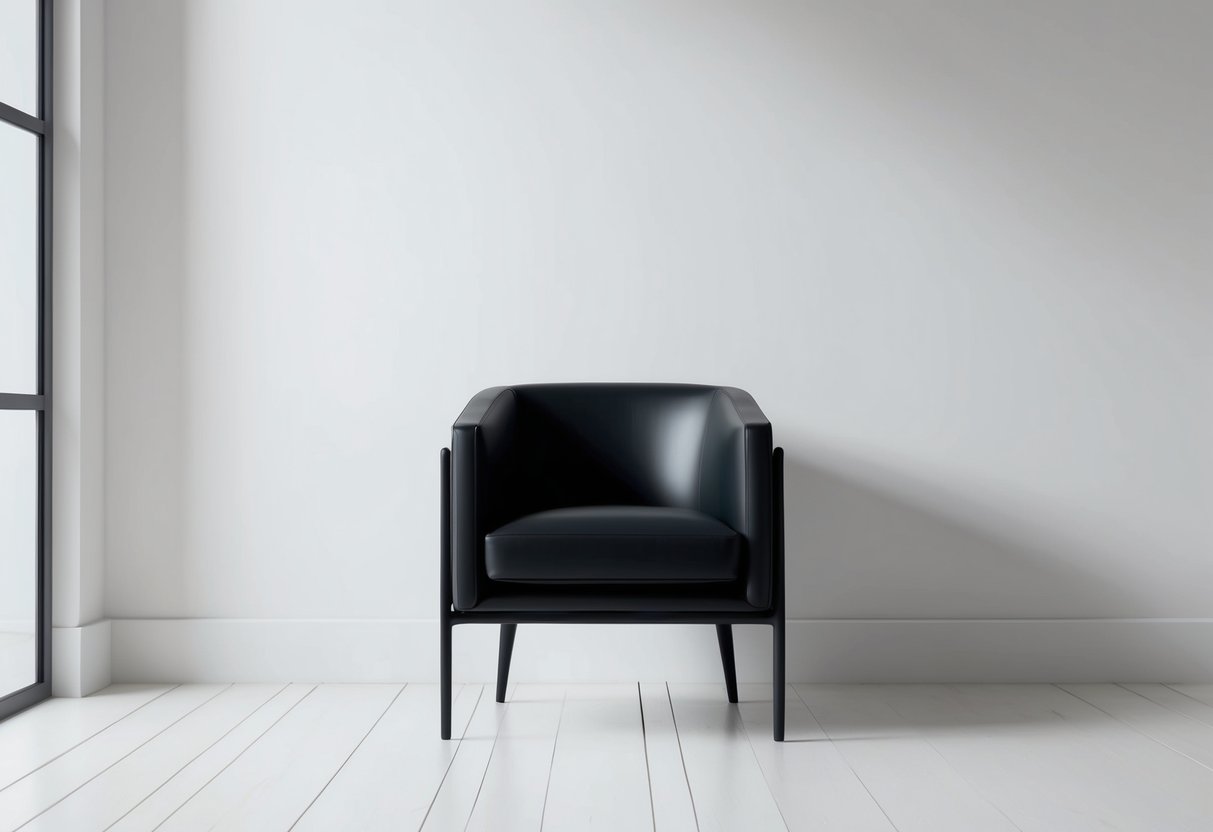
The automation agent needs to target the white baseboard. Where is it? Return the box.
[52,619,112,697]
[109,617,1213,684]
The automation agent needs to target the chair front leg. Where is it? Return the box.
[440,448,453,740]
[772,613,785,741]
[440,615,452,740]
[715,624,739,704]
[772,446,786,741]
[496,623,517,703]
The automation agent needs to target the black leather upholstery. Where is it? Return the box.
[451,384,773,612]
[485,506,742,584]
[461,589,760,613]
[441,383,787,741]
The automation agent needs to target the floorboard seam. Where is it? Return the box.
[871,686,1024,832]
[102,683,291,832]
[459,688,510,832]
[733,688,791,832]
[789,684,903,832]
[664,683,700,832]
[0,684,182,793]
[1116,683,1213,729]
[636,683,657,832]
[418,684,483,831]
[150,684,318,832]
[536,688,568,832]
[287,684,406,831]
[1053,684,1213,775]
[1161,683,1213,713]
[15,684,234,831]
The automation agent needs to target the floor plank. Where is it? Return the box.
[155,684,401,832]
[638,683,697,832]
[292,684,481,831]
[1060,683,1213,770]
[1170,684,1213,710]
[875,683,1213,832]
[0,685,173,790]
[793,684,1020,832]
[1121,683,1213,729]
[667,684,787,832]
[107,684,315,832]
[463,684,565,832]
[541,684,652,830]
[7,682,1213,832]
[737,683,895,832]
[0,685,227,831]
[21,684,285,832]
[419,683,512,832]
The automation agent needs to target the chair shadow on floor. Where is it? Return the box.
[679,681,1141,743]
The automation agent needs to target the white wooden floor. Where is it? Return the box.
[2,682,1213,831]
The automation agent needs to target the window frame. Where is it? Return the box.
[0,0,53,721]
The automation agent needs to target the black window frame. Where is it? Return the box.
[0,0,53,721]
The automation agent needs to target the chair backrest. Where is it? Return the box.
[510,384,719,513]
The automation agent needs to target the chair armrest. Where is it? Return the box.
[700,388,774,608]
[450,387,518,610]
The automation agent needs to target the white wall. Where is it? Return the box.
[104,0,1213,682]
[53,0,111,697]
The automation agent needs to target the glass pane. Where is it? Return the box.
[0,0,39,116]
[0,120,38,394]
[0,411,37,696]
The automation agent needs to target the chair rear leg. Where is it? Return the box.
[715,624,739,703]
[771,445,787,741]
[772,613,785,741]
[496,623,517,703]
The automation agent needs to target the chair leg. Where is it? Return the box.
[772,614,785,741]
[715,624,739,704]
[439,448,453,740]
[440,615,452,740]
[496,623,517,703]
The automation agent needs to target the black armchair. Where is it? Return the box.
[440,384,786,740]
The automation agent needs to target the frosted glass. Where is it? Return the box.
[0,121,38,394]
[0,411,37,696]
[0,0,39,116]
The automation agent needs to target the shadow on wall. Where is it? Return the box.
[778,450,1210,679]
[782,452,1124,619]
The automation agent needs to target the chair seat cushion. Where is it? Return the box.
[485,506,743,584]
